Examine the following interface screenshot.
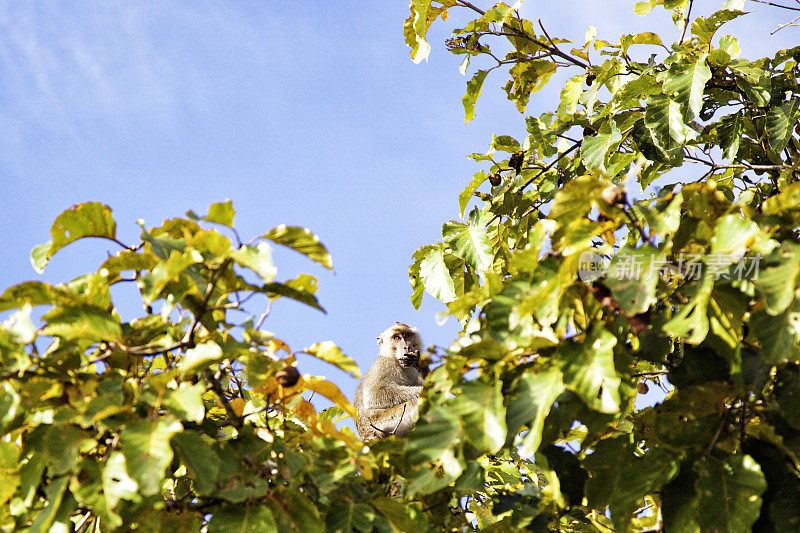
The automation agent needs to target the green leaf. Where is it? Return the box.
[606,244,663,315]
[459,171,488,218]
[29,477,70,532]
[325,501,375,533]
[505,59,557,113]
[709,214,760,263]
[750,299,800,364]
[723,0,745,9]
[208,504,277,533]
[506,369,564,456]
[691,10,744,43]
[549,175,607,238]
[418,248,457,303]
[404,0,433,64]
[663,272,715,344]
[718,114,742,161]
[372,496,418,533]
[2,303,36,344]
[102,452,140,506]
[452,380,506,453]
[261,282,325,312]
[463,70,488,123]
[766,99,800,153]
[0,441,19,506]
[639,191,683,237]
[694,455,767,533]
[205,200,235,227]
[556,324,620,413]
[301,341,360,378]
[171,432,221,495]
[262,225,332,270]
[754,242,800,315]
[731,61,771,106]
[775,365,800,428]
[580,121,623,175]
[445,208,494,272]
[645,94,686,145]
[583,439,679,531]
[634,1,657,15]
[0,388,21,435]
[41,304,122,341]
[179,341,225,378]
[557,75,583,119]
[163,383,206,423]
[31,202,117,273]
[231,242,277,282]
[406,406,461,465]
[120,417,182,496]
[662,53,712,121]
[491,134,521,153]
[409,245,436,309]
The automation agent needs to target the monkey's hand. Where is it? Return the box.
[399,350,420,367]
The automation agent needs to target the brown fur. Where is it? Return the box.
[353,323,425,440]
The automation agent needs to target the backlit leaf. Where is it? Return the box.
[301,341,360,378]
[262,225,332,270]
[31,202,117,273]
[120,417,182,496]
[695,455,766,533]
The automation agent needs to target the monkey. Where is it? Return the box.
[353,323,426,441]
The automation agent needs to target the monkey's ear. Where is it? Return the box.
[377,336,382,346]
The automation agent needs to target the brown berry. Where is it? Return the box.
[637,382,649,394]
[276,366,300,387]
[509,151,524,175]
[489,172,502,187]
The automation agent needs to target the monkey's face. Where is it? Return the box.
[379,324,422,367]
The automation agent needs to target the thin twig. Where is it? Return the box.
[679,0,694,44]
[751,0,800,11]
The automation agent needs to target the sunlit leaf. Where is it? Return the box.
[662,53,711,121]
[463,70,488,123]
[695,455,766,533]
[120,417,182,496]
[301,341,360,378]
[418,248,457,303]
[31,202,117,273]
[507,369,563,456]
[41,304,122,341]
[262,225,332,270]
[445,209,493,272]
[556,324,620,413]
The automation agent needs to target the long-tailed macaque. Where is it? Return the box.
[353,323,425,440]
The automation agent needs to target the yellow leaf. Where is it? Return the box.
[229,398,246,417]
[297,375,358,419]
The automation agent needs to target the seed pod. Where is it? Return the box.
[276,366,300,387]
[509,151,524,175]
[600,184,626,208]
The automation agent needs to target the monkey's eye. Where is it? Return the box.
[393,334,401,341]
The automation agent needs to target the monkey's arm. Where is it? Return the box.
[362,384,421,410]
[366,398,420,438]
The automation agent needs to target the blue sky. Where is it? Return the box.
[0,1,796,408]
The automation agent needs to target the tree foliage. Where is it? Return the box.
[2,1,800,531]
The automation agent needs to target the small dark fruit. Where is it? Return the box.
[276,366,300,387]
